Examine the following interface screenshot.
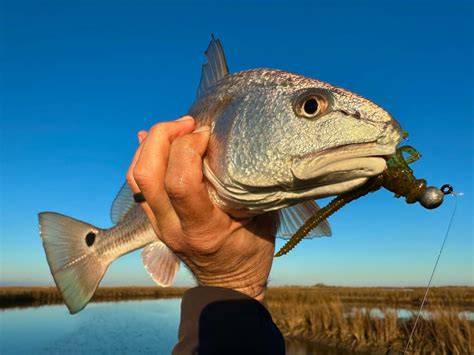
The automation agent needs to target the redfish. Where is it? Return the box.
[39,36,403,314]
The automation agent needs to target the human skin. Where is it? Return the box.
[126,116,278,301]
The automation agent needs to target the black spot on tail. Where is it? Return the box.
[85,232,96,247]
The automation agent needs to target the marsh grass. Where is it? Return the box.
[0,286,187,309]
[266,287,473,354]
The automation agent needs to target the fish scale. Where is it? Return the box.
[96,207,156,262]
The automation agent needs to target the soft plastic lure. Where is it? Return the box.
[275,145,453,257]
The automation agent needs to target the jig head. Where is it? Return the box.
[275,145,453,257]
[382,146,452,209]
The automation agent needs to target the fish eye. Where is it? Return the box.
[294,93,328,119]
[304,98,319,115]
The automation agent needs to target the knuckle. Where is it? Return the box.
[164,174,190,202]
[149,122,172,137]
[165,138,200,202]
[133,166,154,187]
[149,121,180,135]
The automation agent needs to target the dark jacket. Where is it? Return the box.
[173,286,285,355]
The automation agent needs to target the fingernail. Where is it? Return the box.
[193,125,210,133]
[175,116,194,122]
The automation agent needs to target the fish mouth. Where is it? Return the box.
[204,141,397,214]
[290,142,396,189]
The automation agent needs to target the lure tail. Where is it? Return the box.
[38,212,110,314]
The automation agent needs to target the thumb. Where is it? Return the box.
[164,126,216,229]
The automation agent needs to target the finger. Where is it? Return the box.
[126,132,158,227]
[165,125,217,229]
[133,117,195,229]
[138,130,148,143]
[127,133,146,194]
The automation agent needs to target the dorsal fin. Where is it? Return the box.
[197,35,230,98]
[110,182,135,224]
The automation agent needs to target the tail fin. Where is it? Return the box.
[38,212,109,314]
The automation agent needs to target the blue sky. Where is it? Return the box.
[1,0,472,287]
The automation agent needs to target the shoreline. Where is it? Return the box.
[1,285,473,309]
[0,286,188,309]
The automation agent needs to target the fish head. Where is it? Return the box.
[195,69,404,214]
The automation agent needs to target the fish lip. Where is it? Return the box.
[290,142,396,184]
[294,142,396,163]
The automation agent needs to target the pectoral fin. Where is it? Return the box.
[276,200,332,239]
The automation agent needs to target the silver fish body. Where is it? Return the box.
[192,68,402,215]
[89,206,155,264]
[39,36,403,314]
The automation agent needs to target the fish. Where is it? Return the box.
[38,36,404,314]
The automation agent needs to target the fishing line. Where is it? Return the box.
[403,192,461,354]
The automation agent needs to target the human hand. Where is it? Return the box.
[127,117,278,301]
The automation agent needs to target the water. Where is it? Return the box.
[345,306,474,320]
[0,299,181,354]
[0,299,353,355]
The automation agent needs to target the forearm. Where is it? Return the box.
[173,286,285,355]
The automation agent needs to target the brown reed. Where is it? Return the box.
[0,286,188,309]
[266,287,473,354]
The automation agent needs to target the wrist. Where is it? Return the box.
[198,283,267,302]
[196,271,268,302]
